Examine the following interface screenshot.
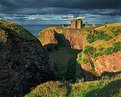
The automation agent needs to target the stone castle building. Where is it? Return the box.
[71,19,83,29]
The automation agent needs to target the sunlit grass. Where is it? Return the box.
[25,76,121,97]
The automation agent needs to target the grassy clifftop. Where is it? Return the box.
[77,22,121,76]
[25,75,121,97]
[0,20,35,40]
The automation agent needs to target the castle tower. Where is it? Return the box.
[77,19,83,29]
[71,19,77,28]
[85,21,88,26]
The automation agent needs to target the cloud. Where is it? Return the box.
[0,0,121,24]
[0,0,120,15]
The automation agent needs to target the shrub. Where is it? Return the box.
[99,47,104,51]
[94,30,108,39]
[25,94,40,97]
[60,24,65,29]
[90,59,95,70]
[113,42,121,52]
[112,31,120,36]
[105,31,120,41]
[83,46,96,55]
[77,52,82,63]
[97,32,107,39]
[105,36,113,41]
[25,81,67,97]
[78,52,82,58]
[25,77,121,97]
[94,52,103,58]
[104,47,114,55]
[82,58,89,64]
[86,34,95,43]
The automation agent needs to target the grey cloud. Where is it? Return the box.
[0,0,121,15]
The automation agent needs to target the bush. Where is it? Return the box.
[82,58,89,64]
[90,59,95,70]
[94,30,108,39]
[83,46,96,55]
[105,31,120,41]
[94,52,103,58]
[77,52,82,63]
[105,36,113,41]
[86,31,109,43]
[97,32,107,39]
[99,47,104,51]
[113,42,121,52]
[60,24,65,29]
[112,31,120,36]
[86,34,95,43]
[25,94,40,97]
[25,81,67,97]
[104,47,114,55]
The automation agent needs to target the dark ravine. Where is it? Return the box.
[0,20,55,97]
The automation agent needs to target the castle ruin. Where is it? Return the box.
[71,19,83,29]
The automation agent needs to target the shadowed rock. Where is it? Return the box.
[0,20,55,97]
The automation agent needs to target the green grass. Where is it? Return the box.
[0,20,34,39]
[25,76,121,97]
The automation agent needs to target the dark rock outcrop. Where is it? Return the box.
[0,20,55,97]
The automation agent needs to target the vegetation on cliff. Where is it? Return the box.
[1,20,121,97]
[25,75,121,97]
[29,22,121,97]
[77,23,121,75]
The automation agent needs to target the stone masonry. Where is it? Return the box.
[71,19,83,29]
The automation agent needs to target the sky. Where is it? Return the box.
[0,0,121,24]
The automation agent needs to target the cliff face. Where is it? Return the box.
[38,27,83,50]
[62,28,83,50]
[38,27,82,80]
[39,23,121,80]
[38,28,57,46]
[78,23,121,78]
[82,51,121,76]
[0,20,55,97]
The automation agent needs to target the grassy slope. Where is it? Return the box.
[25,75,121,97]
[77,22,121,65]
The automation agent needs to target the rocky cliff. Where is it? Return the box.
[62,28,83,50]
[38,27,83,50]
[77,23,121,79]
[0,20,55,97]
[81,51,121,76]
[38,27,82,81]
[38,23,121,80]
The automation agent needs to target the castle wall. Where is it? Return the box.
[77,19,83,29]
[71,19,83,29]
[71,19,77,28]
